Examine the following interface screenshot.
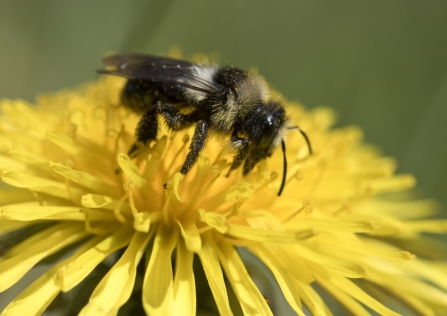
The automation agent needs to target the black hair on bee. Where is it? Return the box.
[98,54,312,196]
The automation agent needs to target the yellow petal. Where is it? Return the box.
[79,231,152,316]
[406,260,447,291]
[178,220,202,252]
[197,236,233,316]
[56,226,133,291]
[160,172,184,214]
[319,235,415,261]
[50,161,120,195]
[328,274,401,316]
[172,239,196,315]
[0,222,87,292]
[166,172,184,202]
[8,150,48,167]
[358,199,439,219]
[201,182,252,209]
[369,268,447,309]
[0,189,35,206]
[133,211,161,233]
[294,244,367,278]
[1,204,83,221]
[1,171,85,200]
[0,219,34,234]
[1,204,115,221]
[46,130,112,174]
[116,153,146,187]
[226,223,314,243]
[1,265,61,316]
[245,211,317,241]
[245,210,287,231]
[199,209,228,233]
[295,282,333,316]
[393,297,437,316]
[142,226,177,315]
[290,219,379,233]
[0,127,42,153]
[81,193,129,211]
[142,135,167,180]
[225,182,254,201]
[369,174,416,193]
[250,246,306,316]
[217,241,273,316]
[0,153,27,171]
[253,244,314,284]
[1,100,47,132]
[341,214,404,236]
[314,273,370,316]
[404,220,447,234]
[1,235,105,316]
[4,222,75,259]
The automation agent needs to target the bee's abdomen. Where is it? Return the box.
[122,80,187,113]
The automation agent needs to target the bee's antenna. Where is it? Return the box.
[278,126,312,196]
[278,139,287,196]
[288,125,312,155]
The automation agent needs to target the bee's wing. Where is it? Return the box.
[98,54,221,94]
[100,54,194,78]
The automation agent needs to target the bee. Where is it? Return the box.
[98,54,311,195]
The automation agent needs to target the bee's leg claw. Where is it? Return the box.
[227,131,249,177]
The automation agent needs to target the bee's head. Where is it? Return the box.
[249,101,288,157]
[245,101,312,196]
[241,100,288,196]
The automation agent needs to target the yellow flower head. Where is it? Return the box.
[1,64,447,315]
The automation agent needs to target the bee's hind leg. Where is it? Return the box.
[127,104,158,158]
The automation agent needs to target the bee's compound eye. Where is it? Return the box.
[260,125,275,148]
[260,133,272,148]
[259,114,279,148]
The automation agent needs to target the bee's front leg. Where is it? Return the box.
[242,153,259,176]
[226,130,249,177]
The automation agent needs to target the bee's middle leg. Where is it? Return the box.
[179,120,209,175]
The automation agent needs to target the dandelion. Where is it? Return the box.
[1,67,447,315]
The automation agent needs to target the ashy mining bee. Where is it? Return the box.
[98,53,311,195]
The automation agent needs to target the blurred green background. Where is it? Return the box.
[0,1,446,314]
[1,0,446,210]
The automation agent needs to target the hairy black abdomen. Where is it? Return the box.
[122,80,187,113]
